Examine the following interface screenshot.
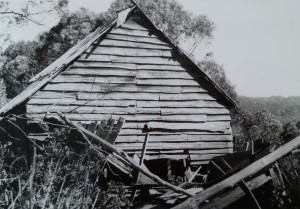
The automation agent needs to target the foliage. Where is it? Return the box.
[232,109,283,152]
[239,96,300,124]
[0,78,8,106]
[0,120,130,209]
[198,57,237,102]
[0,8,105,98]
[105,0,214,45]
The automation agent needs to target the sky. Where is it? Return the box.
[2,0,300,97]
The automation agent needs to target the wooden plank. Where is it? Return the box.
[181,87,208,93]
[172,135,300,209]
[43,83,181,94]
[136,101,222,108]
[32,91,76,99]
[85,46,172,57]
[136,70,197,79]
[160,108,230,115]
[115,141,233,151]
[83,55,181,66]
[200,174,271,209]
[106,34,166,45]
[72,61,137,70]
[62,68,136,76]
[107,117,125,144]
[99,39,171,50]
[77,92,159,100]
[137,64,186,71]
[136,79,198,86]
[28,98,136,107]
[27,105,137,114]
[51,75,136,84]
[111,27,158,38]
[145,121,230,133]
[116,134,232,143]
[159,93,215,101]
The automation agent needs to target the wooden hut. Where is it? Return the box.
[0,5,237,170]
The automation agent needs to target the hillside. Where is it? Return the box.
[238,96,300,124]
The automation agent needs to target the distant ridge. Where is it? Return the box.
[238,96,300,124]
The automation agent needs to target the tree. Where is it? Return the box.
[0,8,106,98]
[198,55,238,101]
[0,0,69,47]
[232,109,283,152]
[105,0,214,45]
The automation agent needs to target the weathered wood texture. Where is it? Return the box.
[27,15,233,166]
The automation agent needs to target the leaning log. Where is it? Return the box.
[58,113,194,197]
[173,135,300,209]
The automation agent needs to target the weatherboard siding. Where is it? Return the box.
[26,14,233,166]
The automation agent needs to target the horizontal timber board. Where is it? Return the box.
[145,121,230,132]
[159,93,216,101]
[116,134,232,143]
[160,108,230,115]
[51,75,136,84]
[72,61,137,70]
[136,70,198,79]
[32,91,76,99]
[43,83,181,94]
[62,68,137,77]
[136,101,222,108]
[106,34,167,45]
[115,141,233,150]
[82,55,182,66]
[112,27,159,38]
[77,92,160,100]
[85,46,173,57]
[136,79,198,86]
[99,39,171,50]
[27,98,136,106]
[27,105,136,114]
[126,148,233,155]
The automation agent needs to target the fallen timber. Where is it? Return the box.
[173,135,300,209]
[57,113,195,197]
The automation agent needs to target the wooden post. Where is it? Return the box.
[172,135,300,209]
[130,133,150,203]
[58,114,194,197]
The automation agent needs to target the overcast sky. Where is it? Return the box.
[4,0,300,97]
